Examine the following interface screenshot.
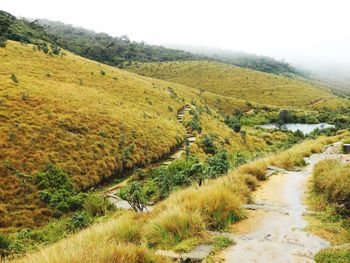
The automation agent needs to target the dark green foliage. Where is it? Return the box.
[154,169,173,199]
[35,19,204,67]
[35,163,74,192]
[67,212,91,232]
[120,182,147,212]
[207,150,230,178]
[10,73,18,83]
[225,116,241,132]
[201,134,217,154]
[189,162,207,186]
[35,163,86,213]
[0,233,11,258]
[231,151,250,168]
[100,70,106,76]
[187,113,202,133]
[279,109,296,123]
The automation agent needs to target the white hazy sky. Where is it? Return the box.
[1,0,350,69]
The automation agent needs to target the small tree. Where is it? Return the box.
[119,182,147,212]
[190,162,207,186]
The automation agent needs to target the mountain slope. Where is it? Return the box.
[0,41,198,230]
[1,41,292,231]
[127,61,347,109]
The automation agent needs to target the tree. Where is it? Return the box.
[119,182,147,212]
[190,162,207,186]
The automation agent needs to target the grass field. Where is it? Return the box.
[0,41,202,231]
[11,133,348,263]
[0,41,299,232]
[127,61,349,109]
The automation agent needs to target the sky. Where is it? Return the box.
[1,0,350,72]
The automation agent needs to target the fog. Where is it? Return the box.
[1,0,349,81]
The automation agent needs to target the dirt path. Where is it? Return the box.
[104,105,196,208]
[222,143,343,263]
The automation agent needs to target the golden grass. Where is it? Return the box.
[0,41,296,231]
[127,61,348,109]
[12,133,348,262]
[13,212,167,263]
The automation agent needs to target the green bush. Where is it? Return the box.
[201,134,217,155]
[67,212,91,232]
[0,233,11,257]
[83,194,113,216]
[207,150,230,178]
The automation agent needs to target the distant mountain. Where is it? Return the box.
[164,44,305,76]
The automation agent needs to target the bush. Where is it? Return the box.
[10,73,18,83]
[144,208,205,248]
[83,194,113,216]
[67,212,91,232]
[312,159,350,214]
[201,134,217,154]
[0,233,11,257]
[315,248,350,263]
[207,150,230,178]
[187,113,202,133]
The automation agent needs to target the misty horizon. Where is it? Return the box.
[1,0,350,78]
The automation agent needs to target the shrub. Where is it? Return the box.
[187,113,202,133]
[144,208,205,248]
[207,150,230,178]
[315,248,350,263]
[111,214,141,243]
[67,212,92,232]
[83,194,113,216]
[10,73,18,83]
[0,36,6,48]
[0,233,11,258]
[201,134,217,154]
[100,70,106,76]
[238,159,267,180]
[312,159,350,214]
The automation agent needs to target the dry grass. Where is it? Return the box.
[127,61,348,109]
[11,133,348,262]
[0,41,296,231]
[13,212,167,263]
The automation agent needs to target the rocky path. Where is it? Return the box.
[103,105,196,208]
[222,143,344,263]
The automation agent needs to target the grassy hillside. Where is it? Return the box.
[127,61,348,109]
[0,41,201,231]
[0,41,296,232]
[11,134,347,263]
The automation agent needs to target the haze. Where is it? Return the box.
[1,0,350,76]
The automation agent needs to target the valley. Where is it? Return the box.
[0,8,350,263]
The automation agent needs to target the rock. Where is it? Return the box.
[181,245,213,262]
[155,250,180,260]
[267,165,287,173]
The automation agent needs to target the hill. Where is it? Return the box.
[166,44,303,76]
[0,41,296,232]
[127,61,348,109]
[0,10,204,67]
